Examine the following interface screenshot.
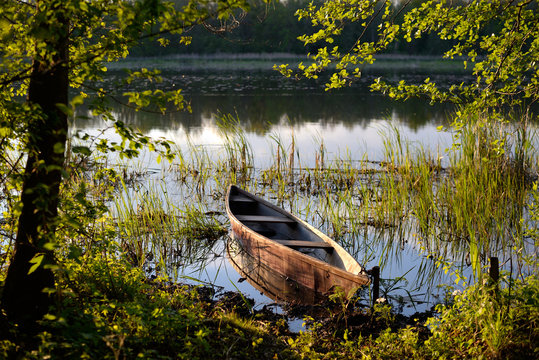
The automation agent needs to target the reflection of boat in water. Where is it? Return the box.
[225,185,370,303]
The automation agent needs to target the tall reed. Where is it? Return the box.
[381,117,534,279]
[113,180,226,275]
[217,113,254,185]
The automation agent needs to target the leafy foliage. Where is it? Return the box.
[284,278,538,359]
[277,0,539,116]
[275,0,538,284]
[3,137,538,358]
[1,252,294,359]
[0,0,254,168]
[1,0,538,357]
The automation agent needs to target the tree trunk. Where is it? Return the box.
[1,9,69,332]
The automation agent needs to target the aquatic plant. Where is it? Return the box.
[21,112,535,313]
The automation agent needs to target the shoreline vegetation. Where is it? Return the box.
[2,253,535,359]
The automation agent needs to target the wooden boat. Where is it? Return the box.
[225,185,370,300]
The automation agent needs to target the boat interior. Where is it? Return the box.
[228,187,346,269]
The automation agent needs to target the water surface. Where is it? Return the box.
[71,64,527,315]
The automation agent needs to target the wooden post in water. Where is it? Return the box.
[369,266,380,306]
[489,257,499,296]
[489,257,499,283]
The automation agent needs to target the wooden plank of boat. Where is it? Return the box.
[273,239,334,250]
[226,184,370,298]
[235,215,296,224]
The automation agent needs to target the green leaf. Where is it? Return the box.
[70,95,85,107]
[43,242,56,251]
[28,254,45,275]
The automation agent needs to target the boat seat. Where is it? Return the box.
[236,215,296,224]
[229,194,256,203]
[274,239,334,251]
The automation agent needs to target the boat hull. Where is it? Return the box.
[226,185,370,299]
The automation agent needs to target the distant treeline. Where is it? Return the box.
[130,0,499,57]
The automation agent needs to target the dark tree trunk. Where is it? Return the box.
[1,9,69,333]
